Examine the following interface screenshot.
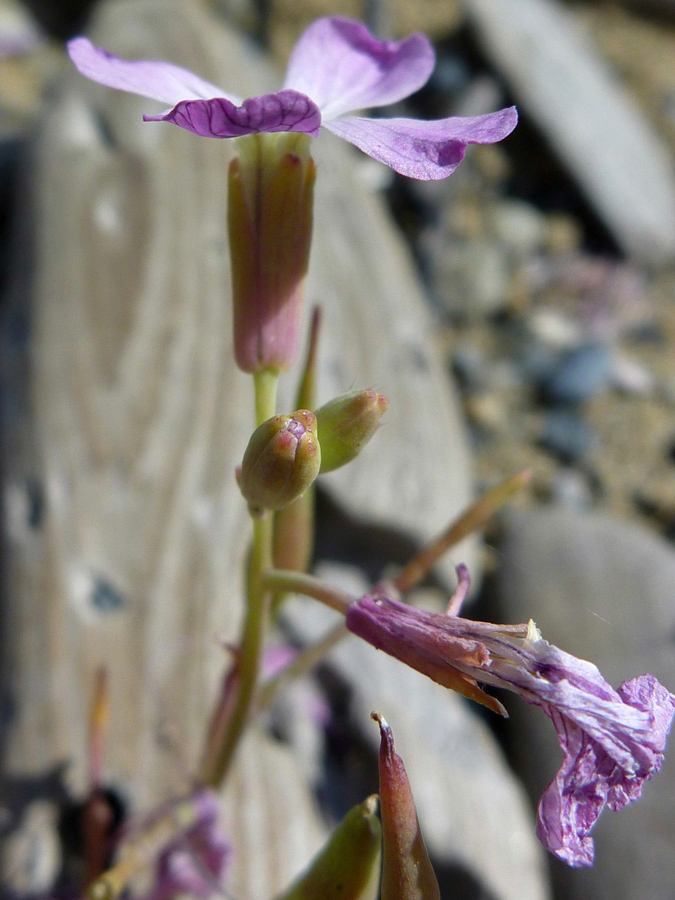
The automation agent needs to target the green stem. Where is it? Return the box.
[262,569,354,614]
[204,368,278,787]
[254,367,279,427]
[255,621,348,714]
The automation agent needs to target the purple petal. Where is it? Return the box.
[145,90,321,138]
[284,16,434,120]
[535,675,675,867]
[67,37,238,106]
[323,107,518,180]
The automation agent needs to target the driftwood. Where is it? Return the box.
[1,0,475,891]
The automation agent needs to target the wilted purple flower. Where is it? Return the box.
[346,567,675,867]
[67,17,516,180]
[137,790,231,900]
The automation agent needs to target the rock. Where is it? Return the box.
[434,241,511,319]
[221,729,328,900]
[451,344,490,394]
[610,353,655,397]
[486,200,549,258]
[549,467,595,510]
[539,342,613,403]
[658,375,675,407]
[465,0,675,265]
[496,509,675,900]
[527,310,581,350]
[539,409,598,462]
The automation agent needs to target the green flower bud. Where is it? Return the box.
[239,410,320,512]
[275,796,382,900]
[316,390,389,474]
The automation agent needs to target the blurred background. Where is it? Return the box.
[1,1,675,899]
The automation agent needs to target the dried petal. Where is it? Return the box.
[347,579,675,867]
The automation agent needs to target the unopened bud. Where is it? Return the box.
[239,411,320,512]
[316,390,389,474]
[372,712,440,900]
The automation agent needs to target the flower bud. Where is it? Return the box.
[372,713,440,900]
[239,410,320,512]
[316,390,389,474]
[229,132,316,374]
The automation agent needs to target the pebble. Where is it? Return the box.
[434,242,511,319]
[452,345,490,394]
[516,342,561,384]
[658,376,675,408]
[549,467,595,510]
[539,341,612,404]
[610,353,655,397]
[540,409,598,462]
[465,393,509,433]
[486,199,549,257]
[527,309,581,349]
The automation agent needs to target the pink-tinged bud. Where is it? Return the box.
[228,132,316,374]
[272,309,322,576]
[316,389,389,474]
[372,713,440,900]
[239,410,320,512]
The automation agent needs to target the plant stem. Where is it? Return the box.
[255,621,348,714]
[262,569,354,614]
[394,470,531,594]
[254,367,279,426]
[204,368,278,787]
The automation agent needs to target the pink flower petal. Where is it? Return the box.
[323,107,518,180]
[67,37,239,107]
[284,16,434,120]
[145,90,322,138]
[536,675,675,867]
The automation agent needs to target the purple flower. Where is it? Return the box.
[346,568,675,867]
[67,17,517,180]
[139,790,231,900]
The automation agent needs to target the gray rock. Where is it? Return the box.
[487,200,549,258]
[496,509,675,900]
[540,342,613,403]
[549,468,595,510]
[540,409,598,462]
[434,241,511,319]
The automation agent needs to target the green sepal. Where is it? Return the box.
[274,796,382,900]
